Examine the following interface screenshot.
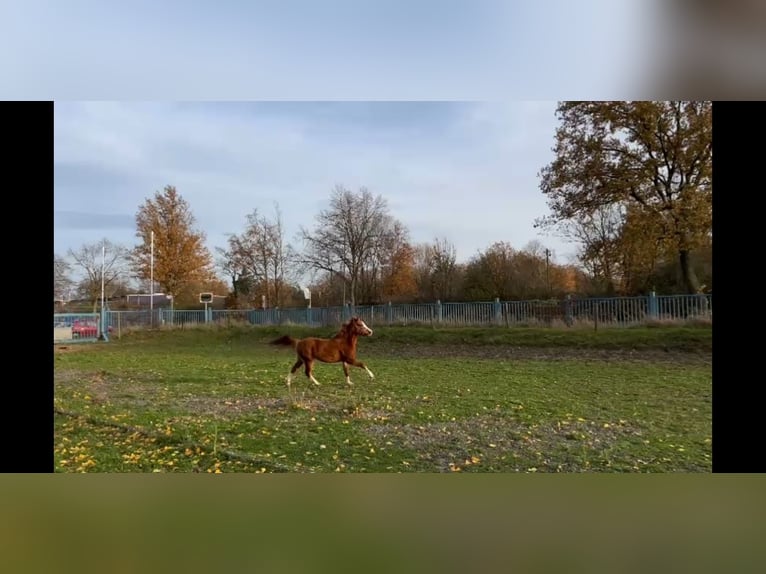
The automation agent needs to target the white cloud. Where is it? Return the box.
[54,101,575,269]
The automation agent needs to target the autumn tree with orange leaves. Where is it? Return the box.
[377,222,418,303]
[131,185,214,304]
[537,101,712,294]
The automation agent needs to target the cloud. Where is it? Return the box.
[55,211,135,231]
[53,101,574,265]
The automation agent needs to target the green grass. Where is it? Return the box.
[54,325,712,473]
[118,322,712,350]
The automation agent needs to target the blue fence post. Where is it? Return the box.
[386,301,392,325]
[494,297,501,325]
[648,291,658,319]
[436,300,442,324]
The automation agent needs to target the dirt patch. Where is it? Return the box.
[176,396,337,417]
[54,345,96,354]
[367,343,711,366]
[365,414,648,472]
[54,369,113,404]
[173,396,396,421]
[85,371,112,404]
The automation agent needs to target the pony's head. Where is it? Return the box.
[345,316,373,337]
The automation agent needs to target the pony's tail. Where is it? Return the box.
[270,335,298,347]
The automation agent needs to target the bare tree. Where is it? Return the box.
[268,203,299,307]
[220,203,298,308]
[68,239,130,311]
[54,254,73,301]
[215,245,252,305]
[429,237,458,301]
[300,185,402,306]
[413,237,458,301]
[555,204,626,294]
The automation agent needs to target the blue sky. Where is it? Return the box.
[34,0,654,283]
[54,101,576,271]
[3,1,645,99]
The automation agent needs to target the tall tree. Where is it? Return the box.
[219,203,298,308]
[537,101,712,293]
[266,203,299,307]
[558,205,625,294]
[429,237,459,301]
[301,185,403,306]
[513,241,549,299]
[463,242,518,301]
[377,221,418,302]
[68,240,130,311]
[131,185,213,300]
[215,244,258,307]
[414,237,459,302]
[54,254,73,301]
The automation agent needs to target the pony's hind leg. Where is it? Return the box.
[304,360,320,386]
[287,358,303,387]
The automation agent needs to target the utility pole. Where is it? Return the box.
[150,230,154,326]
[545,248,551,298]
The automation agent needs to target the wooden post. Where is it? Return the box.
[118,312,121,339]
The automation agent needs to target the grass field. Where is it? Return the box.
[53,325,712,473]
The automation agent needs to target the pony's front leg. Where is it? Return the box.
[342,362,353,386]
[350,359,374,380]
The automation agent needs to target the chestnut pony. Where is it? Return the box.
[270,316,375,388]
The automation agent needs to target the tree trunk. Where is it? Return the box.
[679,249,700,294]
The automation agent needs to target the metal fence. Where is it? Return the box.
[96,293,711,336]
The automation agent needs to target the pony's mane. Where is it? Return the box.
[335,318,353,339]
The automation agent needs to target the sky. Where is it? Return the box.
[4,1,648,99]
[37,0,663,287]
[54,101,578,279]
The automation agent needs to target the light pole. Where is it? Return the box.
[545,248,551,298]
[150,230,154,326]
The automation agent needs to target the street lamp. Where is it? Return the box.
[545,248,551,298]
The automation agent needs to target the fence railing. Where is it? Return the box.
[99,293,712,334]
[54,312,103,343]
